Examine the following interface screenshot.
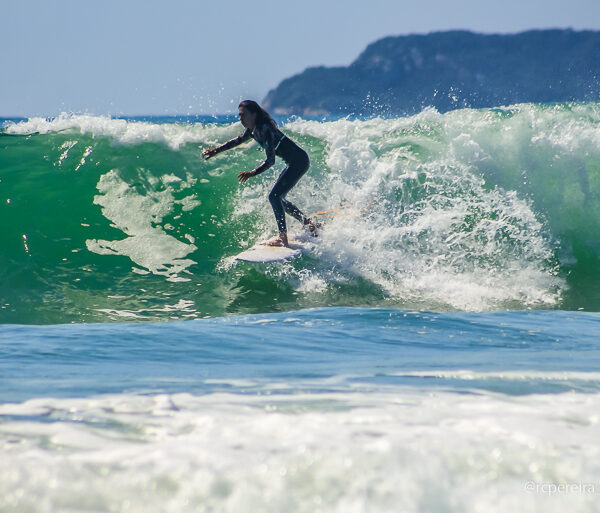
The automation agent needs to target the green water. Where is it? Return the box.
[2,103,600,323]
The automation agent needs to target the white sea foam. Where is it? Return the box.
[393,370,600,381]
[86,169,199,281]
[237,110,567,311]
[2,389,600,512]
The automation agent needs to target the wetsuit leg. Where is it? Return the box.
[281,198,306,224]
[268,156,309,234]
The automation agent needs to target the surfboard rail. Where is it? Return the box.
[235,242,303,263]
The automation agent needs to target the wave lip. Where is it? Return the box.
[3,112,238,150]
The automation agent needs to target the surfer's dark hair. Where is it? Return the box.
[239,100,278,128]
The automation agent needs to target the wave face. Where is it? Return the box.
[2,103,600,323]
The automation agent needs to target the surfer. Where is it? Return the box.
[202,100,318,247]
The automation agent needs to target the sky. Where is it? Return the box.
[2,0,600,117]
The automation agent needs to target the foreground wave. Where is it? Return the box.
[2,103,600,323]
[2,307,599,402]
[2,306,600,513]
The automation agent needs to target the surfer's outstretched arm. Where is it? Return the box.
[202,128,252,159]
[238,129,277,183]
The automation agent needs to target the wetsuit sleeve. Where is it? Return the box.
[215,128,252,154]
[251,127,277,176]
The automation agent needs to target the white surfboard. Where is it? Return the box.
[235,242,304,263]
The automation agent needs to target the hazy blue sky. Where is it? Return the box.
[2,0,600,116]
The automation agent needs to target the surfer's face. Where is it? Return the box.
[239,106,257,129]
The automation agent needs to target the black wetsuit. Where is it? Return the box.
[216,122,309,234]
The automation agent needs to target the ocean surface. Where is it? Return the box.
[2,104,600,512]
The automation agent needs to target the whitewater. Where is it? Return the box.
[2,103,600,513]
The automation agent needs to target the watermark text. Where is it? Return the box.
[524,481,600,495]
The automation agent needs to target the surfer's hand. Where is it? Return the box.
[238,171,254,183]
[202,147,217,160]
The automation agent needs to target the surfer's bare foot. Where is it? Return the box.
[262,233,289,247]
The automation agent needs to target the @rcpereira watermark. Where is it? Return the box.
[524,481,600,495]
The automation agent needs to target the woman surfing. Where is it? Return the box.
[202,100,318,247]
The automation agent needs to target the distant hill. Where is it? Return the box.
[262,29,600,116]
